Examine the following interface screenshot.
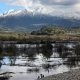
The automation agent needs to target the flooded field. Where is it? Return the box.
[0,42,80,80]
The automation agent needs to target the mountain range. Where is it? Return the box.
[0,9,80,32]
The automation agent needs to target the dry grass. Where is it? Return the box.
[0,31,80,41]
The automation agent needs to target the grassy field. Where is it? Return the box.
[0,27,80,41]
[0,32,79,41]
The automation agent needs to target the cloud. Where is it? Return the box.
[0,0,80,9]
[0,0,80,18]
[40,0,80,6]
[0,0,33,8]
[1,0,80,6]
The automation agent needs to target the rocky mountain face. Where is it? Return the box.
[0,9,80,32]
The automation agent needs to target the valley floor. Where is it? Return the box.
[0,31,80,41]
[40,68,80,80]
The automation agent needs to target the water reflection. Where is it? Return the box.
[0,42,80,80]
[0,76,10,80]
[0,45,3,68]
[27,68,40,73]
[0,61,2,68]
[4,44,17,66]
[55,43,80,67]
[0,43,80,67]
[74,44,80,56]
[41,43,53,59]
[4,44,17,56]
[26,48,37,61]
[55,44,70,58]
[42,63,58,73]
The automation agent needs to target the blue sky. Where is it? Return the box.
[0,0,80,17]
[0,2,23,13]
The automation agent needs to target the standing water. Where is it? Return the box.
[0,42,80,80]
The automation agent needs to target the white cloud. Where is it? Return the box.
[0,0,80,18]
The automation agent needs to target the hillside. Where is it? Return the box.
[0,9,80,32]
[0,26,79,41]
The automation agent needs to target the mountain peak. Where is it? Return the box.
[0,9,38,17]
[0,8,80,32]
[0,8,80,20]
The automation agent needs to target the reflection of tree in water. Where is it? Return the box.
[56,43,80,67]
[74,45,80,56]
[4,44,17,66]
[26,47,37,61]
[36,44,40,54]
[0,61,2,68]
[5,44,17,56]
[67,44,80,67]
[41,43,53,59]
[66,57,78,68]
[0,44,3,68]
[56,44,69,58]
[1,43,80,68]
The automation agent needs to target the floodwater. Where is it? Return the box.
[0,42,80,80]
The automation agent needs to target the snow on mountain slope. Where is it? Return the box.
[0,9,80,32]
[0,9,80,20]
[0,9,30,17]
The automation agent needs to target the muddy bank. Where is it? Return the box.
[40,68,80,80]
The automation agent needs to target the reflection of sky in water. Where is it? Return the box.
[0,54,69,80]
[16,44,37,48]
[66,43,75,48]
[0,43,80,80]
[0,54,68,80]
[3,57,10,64]
[1,65,70,80]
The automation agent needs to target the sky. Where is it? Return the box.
[0,0,80,17]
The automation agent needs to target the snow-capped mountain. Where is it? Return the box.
[1,9,28,17]
[4,9,22,16]
[1,9,80,19]
[1,9,42,17]
[0,9,80,32]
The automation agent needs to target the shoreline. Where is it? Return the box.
[40,68,80,80]
[0,40,79,44]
